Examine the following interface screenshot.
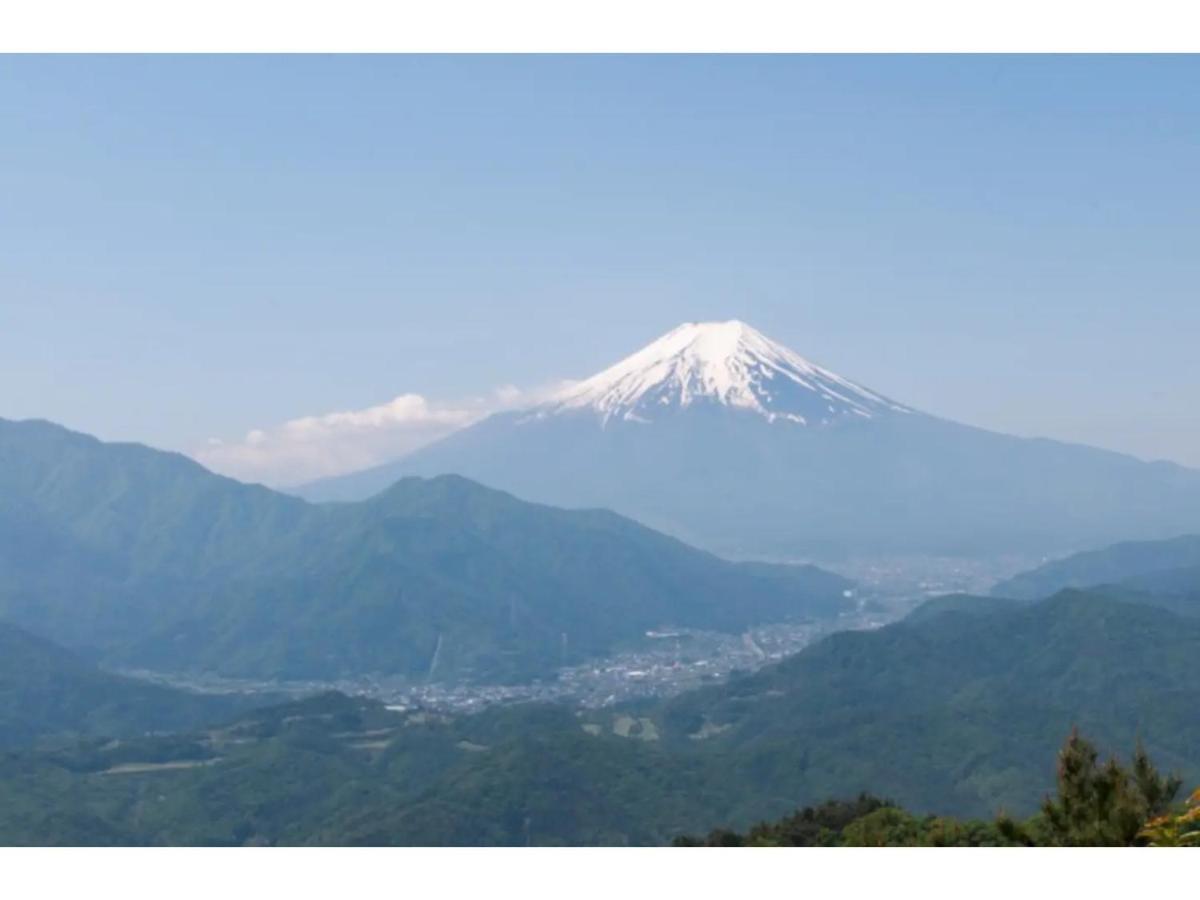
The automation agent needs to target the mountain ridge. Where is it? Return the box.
[993,534,1200,603]
[297,327,1200,558]
[0,620,256,749]
[0,416,852,681]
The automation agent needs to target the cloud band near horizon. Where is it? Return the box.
[194,382,570,487]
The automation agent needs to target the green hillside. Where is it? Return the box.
[653,590,1200,821]
[900,593,1018,623]
[0,418,851,682]
[1,589,1197,845]
[0,622,253,749]
[993,535,1200,601]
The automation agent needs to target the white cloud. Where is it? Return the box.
[193,382,572,488]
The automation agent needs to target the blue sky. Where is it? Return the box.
[2,55,1198,483]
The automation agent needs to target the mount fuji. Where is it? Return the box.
[298,321,1200,560]
[541,320,911,426]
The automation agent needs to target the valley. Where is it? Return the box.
[6,49,1200,868]
[119,594,910,713]
[110,554,1011,714]
[3,584,1199,846]
[5,411,1198,846]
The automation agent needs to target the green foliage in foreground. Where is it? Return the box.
[676,732,1187,847]
[1021,729,1181,846]
[1141,788,1200,846]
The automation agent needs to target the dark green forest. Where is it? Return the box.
[2,585,1198,846]
[675,731,1192,846]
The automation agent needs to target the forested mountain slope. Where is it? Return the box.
[0,418,850,681]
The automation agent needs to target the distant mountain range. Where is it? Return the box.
[0,417,851,682]
[298,320,1200,560]
[6,326,1200,845]
[993,534,1200,612]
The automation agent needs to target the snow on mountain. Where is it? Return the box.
[293,318,1200,561]
[536,320,911,426]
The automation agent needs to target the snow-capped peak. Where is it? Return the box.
[539,320,910,426]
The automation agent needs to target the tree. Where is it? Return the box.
[1140,787,1200,847]
[1034,729,1181,846]
[672,730,1188,847]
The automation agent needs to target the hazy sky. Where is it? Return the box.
[2,55,1198,483]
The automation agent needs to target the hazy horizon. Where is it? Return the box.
[3,33,1200,861]
[3,55,1198,484]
